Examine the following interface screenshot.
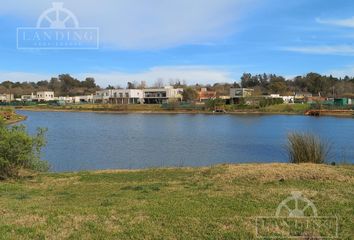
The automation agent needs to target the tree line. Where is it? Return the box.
[239,72,354,97]
[1,72,354,99]
[0,74,100,97]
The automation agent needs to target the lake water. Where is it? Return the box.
[17,110,354,172]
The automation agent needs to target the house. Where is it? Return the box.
[0,94,14,103]
[109,89,143,104]
[72,95,94,104]
[198,88,216,102]
[21,94,33,102]
[267,94,294,104]
[143,86,183,104]
[94,89,143,104]
[35,91,55,102]
[94,87,183,104]
[230,88,254,104]
[294,93,312,103]
[94,89,113,103]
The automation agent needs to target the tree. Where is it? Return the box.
[241,73,259,88]
[154,78,164,88]
[182,87,198,102]
[206,98,225,110]
[82,77,97,89]
[0,123,48,179]
[127,82,136,89]
[268,75,287,94]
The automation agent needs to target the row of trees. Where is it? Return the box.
[1,72,354,99]
[0,74,100,97]
[240,72,354,97]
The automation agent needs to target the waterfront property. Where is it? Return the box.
[0,93,14,102]
[230,88,254,104]
[267,94,294,103]
[198,87,217,102]
[94,89,143,104]
[143,86,183,104]
[35,91,55,102]
[93,87,183,104]
[110,89,143,104]
[20,92,55,102]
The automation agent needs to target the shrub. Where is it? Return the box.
[0,123,48,179]
[286,132,331,164]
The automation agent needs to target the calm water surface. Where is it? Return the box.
[17,111,354,172]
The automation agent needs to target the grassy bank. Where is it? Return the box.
[16,103,311,115]
[0,107,26,124]
[0,164,353,239]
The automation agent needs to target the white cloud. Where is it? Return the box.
[0,66,237,87]
[316,17,354,28]
[0,71,51,82]
[0,0,256,50]
[281,45,354,56]
[326,65,354,78]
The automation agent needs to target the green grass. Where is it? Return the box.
[0,163,353,239]
[262,104,310,113]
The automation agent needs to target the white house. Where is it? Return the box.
[143,86,183,104]
[94,87,183,104]
[35,91,55,102]
[94,89,113,103]
[268,94,294,104]
[0,94,14,103]
[72,95,94,104]
[94,89,144,104]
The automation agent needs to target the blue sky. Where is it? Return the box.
[1,0,354,87]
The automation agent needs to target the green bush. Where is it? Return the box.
[286,132,331,164]
[0,122,48,179]
[259,98,284,108]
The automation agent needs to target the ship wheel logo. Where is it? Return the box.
[36,2,79,29]
[17,1,99,49]
[276,191,317,217]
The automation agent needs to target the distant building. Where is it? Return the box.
[230,88,254,104]
[267,94,294,104]
[0,93,14,103]
[94,89,143,104]
[143,86,183,104]
[35,91,55,102]
[110,89,143,104]
[198,88,216,102]
[72,95,94,104]
[94,89,113,103]
[21,94,33,102]
[94,87,183,104]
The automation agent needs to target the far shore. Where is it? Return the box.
[15,105,354,117]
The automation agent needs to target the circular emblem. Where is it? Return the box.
[36,2,79,29]
[276,191,317,217]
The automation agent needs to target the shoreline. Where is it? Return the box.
[46,162,353,174]
[15,106,354,117]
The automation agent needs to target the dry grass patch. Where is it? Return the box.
[216,163,354,183]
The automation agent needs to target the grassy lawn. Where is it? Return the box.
[0,164,352,239]
[261,104,310,113]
